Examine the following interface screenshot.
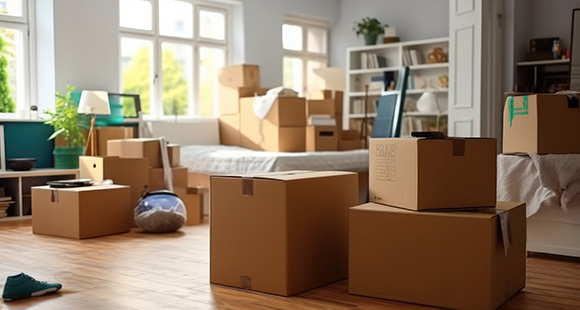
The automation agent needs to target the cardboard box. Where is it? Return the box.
[503,94,580,154]
[240,96,306,127]
[338,139,363,151]
[79,156,149,226]
[240,97,306,152]
[219,87,268,115]
[32,185,131,239]
[309,90,343,116]
[107,138,162,168]
[306,99,335,118]
[241,125,305,152]
[349,201,526,310]
[167,144,180,167]
[306,125,338,151]
[218,64,260,89]
[218,114,241,146]
[309,89,332,100]
[182,186,205,225]
[210,171,358,296]
[148,166,188,192]
[96,126,134,156]
[369,137,496,210]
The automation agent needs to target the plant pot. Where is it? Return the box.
[364,34,378,45]
[53,146,85,169]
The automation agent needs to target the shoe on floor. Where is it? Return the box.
[2,273,62,301]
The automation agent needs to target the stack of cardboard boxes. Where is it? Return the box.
[31,138,205,239]
[349,136,526,310]
[218,64,363,152]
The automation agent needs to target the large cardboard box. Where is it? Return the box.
[167,144,180,167]
[31,185,131,239]
[218,114,241,146]
[369,137,496,210]
[219,87,267,115]
[240,97,306,152]
[240,96,306,127]
[96,126,134,156]
[79,156,149,226]
[306,99,335,118]
[306,125,338,151]
[107,138,162,168]
[503,94,580,154]
[349,201,526,310]
[218,64,260,89]
[210,171,358,296]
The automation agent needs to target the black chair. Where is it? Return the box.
[371,66,410,138]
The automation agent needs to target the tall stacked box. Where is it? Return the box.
[211,171,358,296]
[218,64,261,146]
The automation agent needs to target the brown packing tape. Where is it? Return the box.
[319,131,334,137]
[452,138,465,156]
[242,177,253,196]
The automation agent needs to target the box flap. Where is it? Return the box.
[352,202,524,219]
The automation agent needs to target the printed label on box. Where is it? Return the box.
[374,143,397,182]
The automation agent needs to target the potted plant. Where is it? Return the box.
[44,85,89,169]
[353,17,386,45]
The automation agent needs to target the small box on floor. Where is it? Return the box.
[502,94,580,154]
[32,185,131,239]
[369,137,496,210]
[210,171,358,296]
[349,201,526,310]
[182,186,206,225]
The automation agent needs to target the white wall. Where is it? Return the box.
[53,0,119,93]
[332,0,449,69]
[235,0,340,87]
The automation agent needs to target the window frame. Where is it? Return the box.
[0,0,35,119]
[283,15,329,96]
[119,0,229,119]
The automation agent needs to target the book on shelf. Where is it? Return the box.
[377,55,387,68]
[0,196,12,202]
[361,53,368,69]
[308,115,337,126]
[369,75,384,92]
[403,50,412,66]
[409,49,423,65]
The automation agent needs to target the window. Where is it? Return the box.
[119,0,228,119]
[282,16,328,96]
[0,0,32,116]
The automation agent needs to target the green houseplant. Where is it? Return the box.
[44,85,88,169]
[353,17,386,45]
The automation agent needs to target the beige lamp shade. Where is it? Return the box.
[416,91,440,113]
[78,90,111,115]
[312,67,346,91]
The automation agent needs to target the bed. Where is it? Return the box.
[497,153,580,257]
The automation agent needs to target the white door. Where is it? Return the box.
[449,0,503,138]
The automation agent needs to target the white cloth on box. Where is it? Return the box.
[252,86,298,119]
[497,154,580,217]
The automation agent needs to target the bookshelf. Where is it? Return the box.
[345,37,449,137]
[0,169,79,222]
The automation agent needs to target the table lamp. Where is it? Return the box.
[78,90,110,156]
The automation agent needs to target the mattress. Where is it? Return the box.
[180,144,369,175]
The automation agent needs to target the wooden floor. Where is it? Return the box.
[0,220,579,310]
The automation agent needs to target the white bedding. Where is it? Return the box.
[497,153,580,218]
[180,144,369,175]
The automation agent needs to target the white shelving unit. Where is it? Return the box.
[345,37,449,136]
[0,169,79,222]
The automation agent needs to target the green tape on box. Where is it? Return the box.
[509,96,529,127]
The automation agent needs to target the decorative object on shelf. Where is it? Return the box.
[77,90,111,156]
[383,26,399,44]
[44,85,89,169]
[437,75,449,89]
[6,158,36,171]
[414,76,428,89]
[416,91,440,114]
[426,47,447,63]
[353,17,385,46]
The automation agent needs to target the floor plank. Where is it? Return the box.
[0,220,578,309]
